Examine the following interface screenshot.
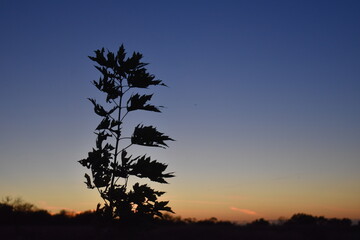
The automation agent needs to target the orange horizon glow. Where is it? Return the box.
[13,195,355,223]
[29,188,360,222]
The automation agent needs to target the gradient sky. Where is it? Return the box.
[0,0,359,222]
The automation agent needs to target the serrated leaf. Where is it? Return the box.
[127,94,161,112]
[92,78,103,90]
[116,44,126,63]
[88,98,108,117]
[154,201,174,214]
[93,172,111,188]
[107,51,115,68]
[96,131,112,149]
[130,183,160,203]
[78,159,90,168]
[96,117,110,130]
[104,143,114,151]
[94,66,109,77]
[89,48,107,66]
[112,162,128,178]
[131,124,174,148]
[123,52,146,72]
[110,119,121,129]
[89,48,118,69]
[130,155,174,183]
[102,77,120,102]
[121,150,130,166]
[127,68,166,88]
[84,173,94,189]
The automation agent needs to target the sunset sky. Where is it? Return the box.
[0,0,359,222]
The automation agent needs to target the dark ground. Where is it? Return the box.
[1,204,359,240]
[1,224,359,240]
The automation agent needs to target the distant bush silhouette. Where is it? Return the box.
[285,213,317,226]
[247,218,270,228]
[285,213,352,228]
[0,197,51,224]
[327,217,352,227]
[78,45,174,222]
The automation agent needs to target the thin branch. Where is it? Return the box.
[107,113,116,121]
[114,176,126,186]
[124,176,129,190]
[111,99,119,107]
[120,110,129,122]
[123,86,131,95]
[119,137,131,141]
[116,143,133,156]
[108,130,117,138]
[96,187,108,205]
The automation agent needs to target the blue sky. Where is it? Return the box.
[0,0,359,221]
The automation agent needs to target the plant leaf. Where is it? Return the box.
[96,117,110,130]
[84,173,94,189]
[89,48,107,66]
[88,98,108,117]
[127,69,166,88]
[95,131,112,149]
[131,124,174,148]
[130,155,174,183]
[127,94,161,112]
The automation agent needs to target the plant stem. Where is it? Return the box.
[109,79,123,216]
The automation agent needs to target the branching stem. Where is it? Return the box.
[120,110,129,122]
[109,81,123,214]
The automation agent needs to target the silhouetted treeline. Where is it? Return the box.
[159,213,358,229]
[0,197,97,225]
[1,198,358,228]
[1,198,360,240]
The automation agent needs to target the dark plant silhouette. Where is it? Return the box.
[79,45,174,221]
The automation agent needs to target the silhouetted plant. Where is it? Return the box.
[79,45,174,221]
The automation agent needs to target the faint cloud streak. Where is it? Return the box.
[230,207,257,215]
